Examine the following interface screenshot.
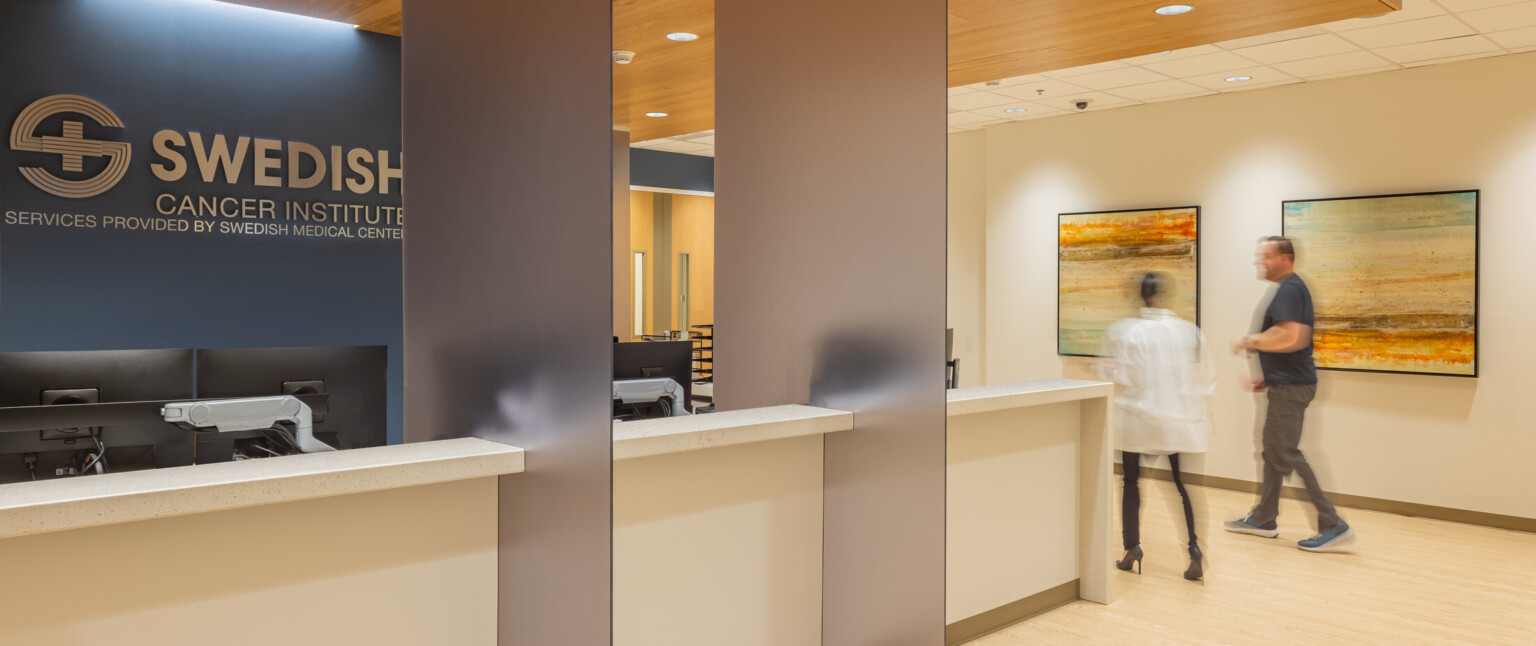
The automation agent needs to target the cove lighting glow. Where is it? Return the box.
[1224,76,1252,82]
[1151,50,1173,55]
[645,112,669,117]
[1155,5,1194,15]
[1004,108,1026,113]
[667,32,699,41]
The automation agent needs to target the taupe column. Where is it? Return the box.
[715,0,948,644]
[402,2,612,645]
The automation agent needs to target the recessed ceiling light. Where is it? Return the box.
[1224,76,1252,82]
[645,112,669,117]
[667,32,699,41]
[1155,5,1194,15]
[1004,108,1027,113]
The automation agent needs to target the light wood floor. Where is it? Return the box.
[974,478,1536,645]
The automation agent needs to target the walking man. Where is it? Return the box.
[1224,236,1354,552]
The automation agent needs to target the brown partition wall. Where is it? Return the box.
[401,1,613,644]
[715,0,948,643]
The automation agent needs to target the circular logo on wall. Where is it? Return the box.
[9,95,132,199]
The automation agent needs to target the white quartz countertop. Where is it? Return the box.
[947,379,1113,417]
[0,437,523,540]
[613,404,853,460]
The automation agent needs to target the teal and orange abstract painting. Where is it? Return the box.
[1058,207,1199,357]
[1283,191,1478,376]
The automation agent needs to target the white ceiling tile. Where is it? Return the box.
[1064,66,1173,90]
[1400,49,1506,66]
[650,141,712,154]
[965,74,1050,90]
[948,86,976,96]
[947,91,1017,110]
[948,127,965,134]
[1142,51,1260,77]
[1122,44,1226,66]
[951,123,985,131]
[1183,66,1299,91]
[991,78,1092,101]
[1460,1,1536,32]
[1040,60,1131,79]
[1336,16,1475,49]
[675,130,713,141]
[1436,0,1526,12]
[689,135,715,145]
[1030,91,1139,112]
[1271,50,1395,78]
[1104,79,1210,101]
[971,101,1066,120]
[1513,44,1536,51]
[948,111,998,126]
[1487,26,1536,49]
[1375,34,1501,63]
[1232,34,1362,64]
[1140,90,1220,103]
[1216,26,1330,51]
[1323,0,1447,31]
[1304,65,1403,81]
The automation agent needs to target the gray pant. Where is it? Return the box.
[1251,384,1340,528]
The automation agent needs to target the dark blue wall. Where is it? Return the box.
[0,0,405,443]
[630,148,714,193]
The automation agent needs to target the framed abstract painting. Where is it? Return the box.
[1282,190,1478,377]
[1058,206,1200,357]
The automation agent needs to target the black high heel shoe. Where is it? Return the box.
[1184,545,1204,581]
[1116,545,1143,574]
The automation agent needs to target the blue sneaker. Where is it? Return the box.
[1223,512,1279,538]
[1298,521,1355,552]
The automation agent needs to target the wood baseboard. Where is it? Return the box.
[1115,464,1536,534]
[945,580,1079,646]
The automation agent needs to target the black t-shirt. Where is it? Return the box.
[1259,274,1317,385]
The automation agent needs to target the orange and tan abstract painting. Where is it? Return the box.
[1283,191,1478,376]
[1058,207,1199,356]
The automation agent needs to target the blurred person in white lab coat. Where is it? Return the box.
[1100,272,1216,581]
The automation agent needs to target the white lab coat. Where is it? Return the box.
[1099,309,1216,455]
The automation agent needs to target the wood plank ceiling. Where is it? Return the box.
[221,0,1400,141]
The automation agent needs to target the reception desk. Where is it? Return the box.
[0,438,523,645]
[613,405,853,646]
[946,379,1115,644]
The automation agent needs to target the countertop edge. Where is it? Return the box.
[0,438,524,540]
[946,380,1114,417]
[614,405,854,461]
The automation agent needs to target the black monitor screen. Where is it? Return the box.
[0,348,195,482]
[614,341,693,413]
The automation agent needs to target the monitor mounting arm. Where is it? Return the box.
[162,396,337,453]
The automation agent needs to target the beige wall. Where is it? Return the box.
[947,403,1079,623]
[615,132,632,341]
[670,193,716,331]
[629,191,656,339]
[0,479,499,645]
[965,52,1536,520]
[949,131,988,385]
[614,435,822,646]
[621,190,715,340]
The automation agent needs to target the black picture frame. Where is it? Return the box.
[1280,189,1479,378]
[1057,205,1202,358]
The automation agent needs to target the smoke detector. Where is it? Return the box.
[613,50,636,64]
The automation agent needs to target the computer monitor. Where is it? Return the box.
[195,346,387,461]
[614,341,693,417]
[0,349,196,483]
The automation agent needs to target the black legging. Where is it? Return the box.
[1121,452,1198,551]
